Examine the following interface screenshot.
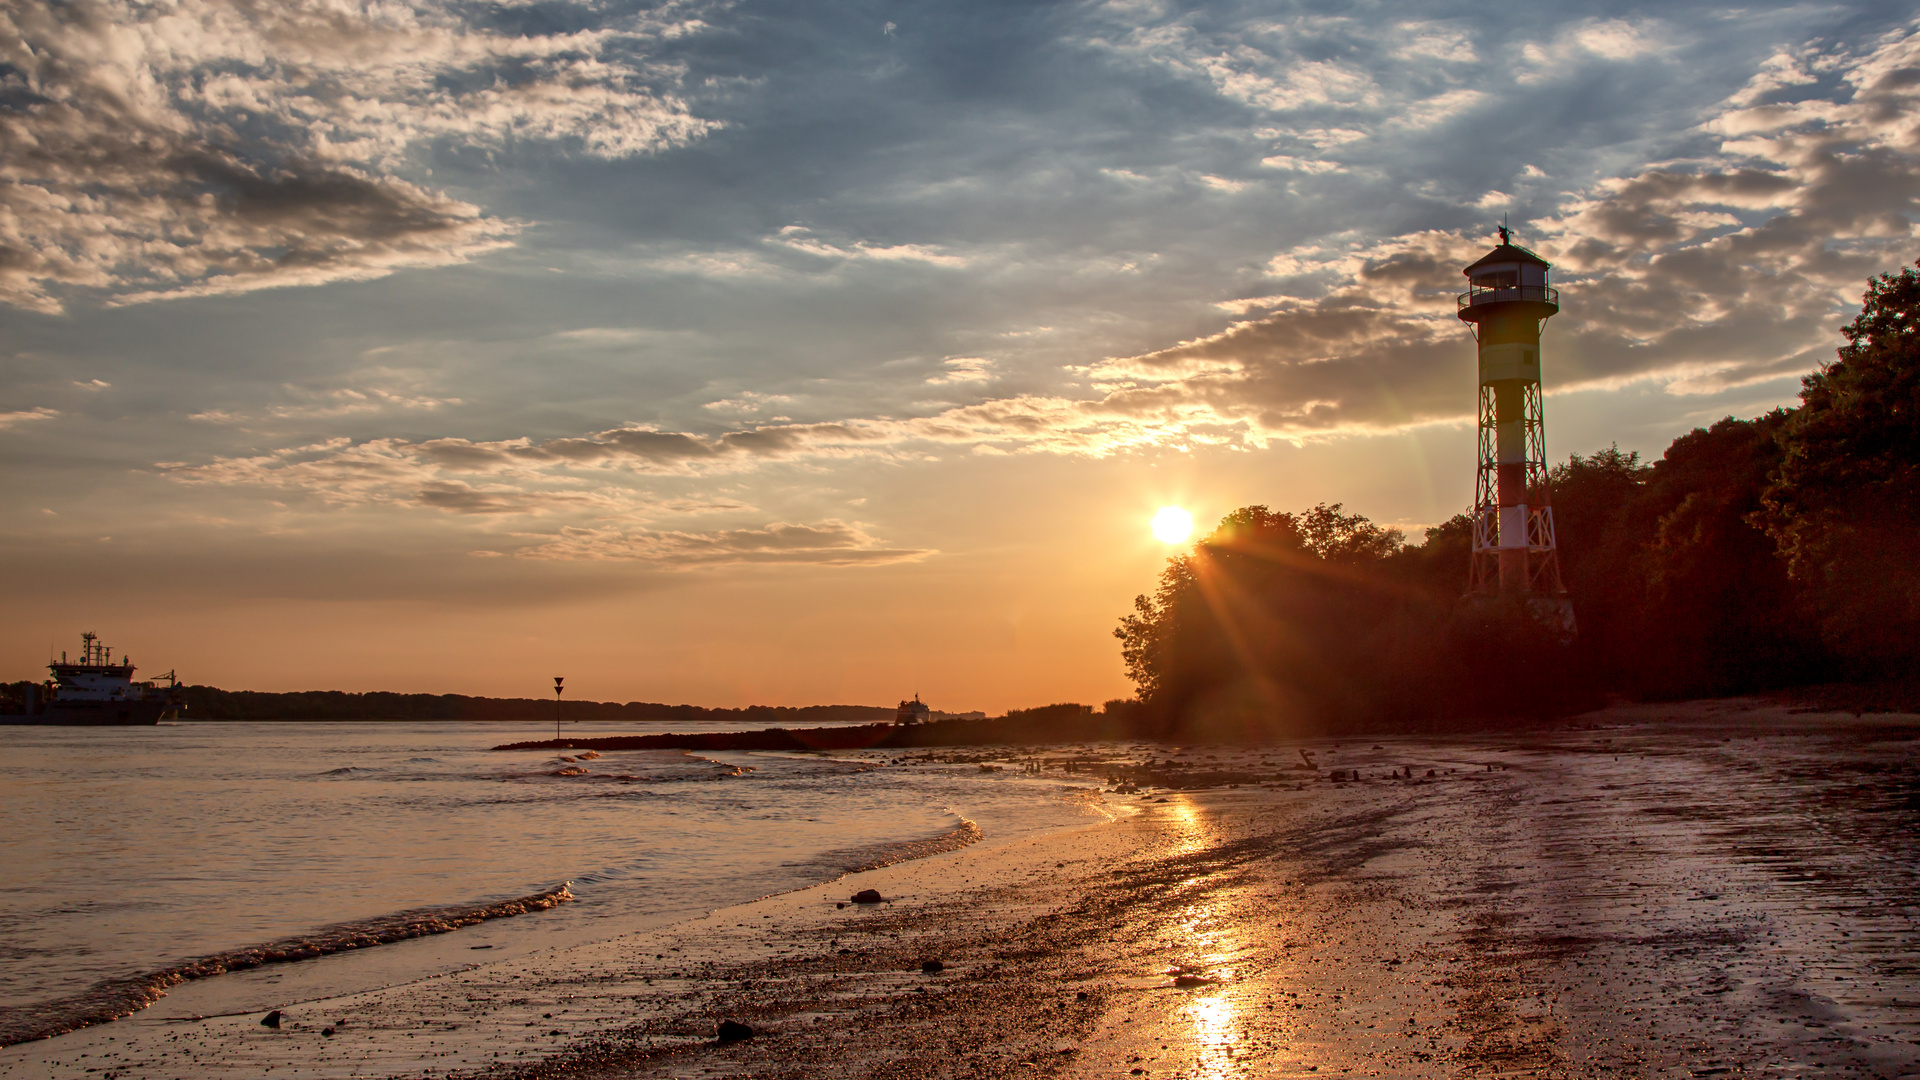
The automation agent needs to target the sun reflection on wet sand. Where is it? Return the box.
[1150,793,1261,1078]
[1165,794,1210,856]
[1188,990,1240,1079]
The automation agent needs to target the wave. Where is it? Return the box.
[787,815,984,878]
[0,882,573,1047]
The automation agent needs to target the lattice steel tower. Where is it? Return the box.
[1456,228,1572,627]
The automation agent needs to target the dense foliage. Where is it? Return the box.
[1758,264,1920,670]
[1116,263,1920,734]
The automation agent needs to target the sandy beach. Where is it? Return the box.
[5,699,1916,1080]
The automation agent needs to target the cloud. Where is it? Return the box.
[1090,21,1383,115]
[184,385,460,426]
[703,391,797,414]
[1394,26,1478,64]
[518,520,930,566]
[1517,18,1668,79]
[927,357,996,385]
[770,227,971,268]
[0,407,59,430]
[411,482,598,516]
[1259,155,1340,174]
[0,0,717,311]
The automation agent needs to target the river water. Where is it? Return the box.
[0,720,1114,1042]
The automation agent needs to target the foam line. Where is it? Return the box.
[0,883,573,1046]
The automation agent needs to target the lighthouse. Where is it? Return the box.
[1456,227,1572,627]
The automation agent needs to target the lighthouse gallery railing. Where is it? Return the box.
[1457,284,1558,311]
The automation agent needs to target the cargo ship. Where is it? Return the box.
[2,632,182,725]
[894,694,930,725]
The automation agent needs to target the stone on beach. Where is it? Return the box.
[715,1020,754,1043]
[920,959,944,974]
[850,889,885,904]
[258,1010,281,1029]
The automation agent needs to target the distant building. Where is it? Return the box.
[894,694,931,725]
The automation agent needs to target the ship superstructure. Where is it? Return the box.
[894,694,931,725]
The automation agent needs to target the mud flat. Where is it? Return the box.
[3,699,1916,1079]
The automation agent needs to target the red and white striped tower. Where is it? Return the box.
[1456,227,1573,627]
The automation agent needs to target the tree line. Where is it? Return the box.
[0,682,895,724]
[1114,262,1920,737]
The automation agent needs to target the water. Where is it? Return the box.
[0,720,1113,1042]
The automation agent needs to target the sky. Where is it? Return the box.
[3,0,1918,710]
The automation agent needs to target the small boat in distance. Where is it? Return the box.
[2,632,182,725]
[894,694,930,725]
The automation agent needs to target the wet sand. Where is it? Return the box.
[4,699,1916,1079]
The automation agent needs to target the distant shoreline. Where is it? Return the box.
[491,686,1920,753]
[0,681,900,725]
[136,716,890,724]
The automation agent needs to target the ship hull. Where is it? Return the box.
[0,701,173,726]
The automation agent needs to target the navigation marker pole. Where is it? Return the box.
[554,676,565,745]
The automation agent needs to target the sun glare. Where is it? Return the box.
[1152,506,1194,545]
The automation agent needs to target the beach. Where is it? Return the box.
[3,700,1917,1079]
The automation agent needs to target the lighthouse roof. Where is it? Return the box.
[1463,241,1550,276]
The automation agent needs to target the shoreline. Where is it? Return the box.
[4,700,1916,1078]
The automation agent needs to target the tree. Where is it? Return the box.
[1547,445,1651,685]
[1114,503,1407,735]
[1634,413,1817,692]
[1760,262,1920,672]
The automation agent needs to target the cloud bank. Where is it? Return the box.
[516,521,929,567]
[160,20,1920,558]
[1084,23,1920,439]
[0,0,716,311]
[20,4,1920,589]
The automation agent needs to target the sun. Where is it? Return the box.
[1151,506,1194,545]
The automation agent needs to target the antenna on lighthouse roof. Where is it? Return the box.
[1499,213,1509,245]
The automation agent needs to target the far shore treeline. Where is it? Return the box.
[0,683,898,725]
[1109,262,1920,739]
[163,692,899,724]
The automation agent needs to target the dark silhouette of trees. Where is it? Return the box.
[1759,263,1920,672]
[1544,419,1822,696]
[1115,503,1453,737]
[158,688,894,723]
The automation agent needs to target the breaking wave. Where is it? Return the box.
[788,815,984,878]
[0,882,573,1047]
